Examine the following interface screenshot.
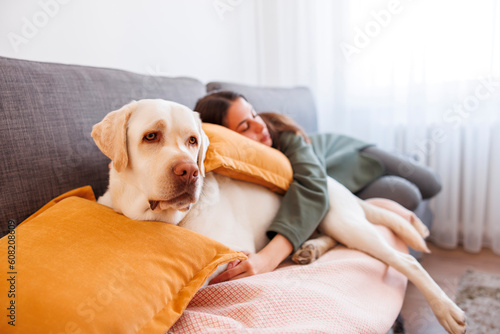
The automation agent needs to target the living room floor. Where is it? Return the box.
[400,242,500,334]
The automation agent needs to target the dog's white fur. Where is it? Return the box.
[92,99,466,334]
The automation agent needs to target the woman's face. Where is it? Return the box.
[225,97,273,147]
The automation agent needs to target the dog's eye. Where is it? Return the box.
[144,133,157,141]
[188,136,197,145]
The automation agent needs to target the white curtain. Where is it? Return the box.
[252,0,500,254]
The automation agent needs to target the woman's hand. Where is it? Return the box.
[208,234,293,284]
[209,251,274,284]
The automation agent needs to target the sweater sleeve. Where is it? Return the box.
[266,132,330,252]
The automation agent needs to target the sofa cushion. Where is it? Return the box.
[0,56,205,236]
[206,81,318,134]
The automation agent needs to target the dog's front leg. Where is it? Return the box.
[292,235,338,264]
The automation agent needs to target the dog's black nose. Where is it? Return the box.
[173,161,199,184]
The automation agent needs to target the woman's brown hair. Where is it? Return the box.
[195,90,310,149]
[194,91,245,127]
[259,112,311,149]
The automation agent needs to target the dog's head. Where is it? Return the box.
[92,99,209,222]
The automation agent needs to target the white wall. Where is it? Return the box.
[0,0,261,84]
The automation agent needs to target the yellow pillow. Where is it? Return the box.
[0,186,244,333]
[202,123,293,194]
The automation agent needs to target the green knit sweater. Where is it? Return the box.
[267,132,384,252]
[310,133,385,193]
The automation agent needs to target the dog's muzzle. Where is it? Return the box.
[149,191,197,213]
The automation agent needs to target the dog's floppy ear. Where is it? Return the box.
[194,111,209,177]
[91,101,137,172]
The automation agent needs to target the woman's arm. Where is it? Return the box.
[209,233,293,284]
[210,132,330,284]
[266,132,330,252]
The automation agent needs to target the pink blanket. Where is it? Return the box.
[169,226,408,333]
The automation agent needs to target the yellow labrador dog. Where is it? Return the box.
[92,99,466,334]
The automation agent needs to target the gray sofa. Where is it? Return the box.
[0,55,436,251]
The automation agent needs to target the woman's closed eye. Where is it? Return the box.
[239,111,258,132]
[240,122,250,132]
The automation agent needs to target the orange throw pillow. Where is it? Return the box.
[203,123,293,194]
[0,186,244,333]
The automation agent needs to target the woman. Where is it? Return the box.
[198,91,330,284]
[195,91,440,284]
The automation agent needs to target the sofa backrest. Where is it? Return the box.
[0,56,319,236]
[0,56,205,236]
[207,81,318,135]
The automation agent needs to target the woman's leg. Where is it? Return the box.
[361,146,442,199]
[356,175,422,210]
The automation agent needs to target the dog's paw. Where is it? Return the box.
[292,241,319,264]
[432,296,467,334]
[441,306,466,334]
